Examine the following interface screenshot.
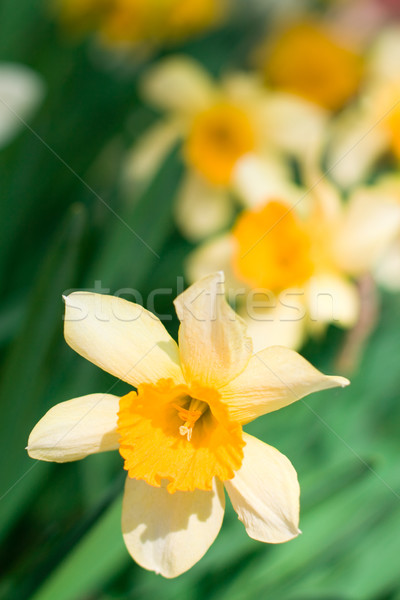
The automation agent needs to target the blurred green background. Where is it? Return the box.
[1,1,400,599]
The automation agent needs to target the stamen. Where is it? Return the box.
[179,425,192,441]
[173,399,208,441]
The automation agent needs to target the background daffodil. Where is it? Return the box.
[256,19,364,112]
[123,55,327,241]
[27,273,348,577]
[186,173,400,351]
[326,26,400,188]
[55,0,225,48]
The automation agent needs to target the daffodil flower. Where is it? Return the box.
[256,20,363,111]
[327,26,400,188]
[123,55,327,241]
[0,63,44,149]
[187,172,400,351]
[27,273,348,577]
[56,0,224,47]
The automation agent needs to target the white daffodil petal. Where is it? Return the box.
[306,171,343,222]
[306,274,360,328]
[185,234,243,291]
[333,189,400,275]
[27,394,120,462]
[141,55,216,115]
[262,93,327,163]
[0,63,44,148]
[237,300,307,352]
[225,433,300,543]
[64,293,183,388]
[222,72,265,107]
[375,240,400,291]
[219,345,349,423]
[123,118,182,185]
[122,477,225,578]
[368,26,400,82]
[174,273,252,389]
[232,153,304,209]
[327,109,388,188]
[175,171,234,242]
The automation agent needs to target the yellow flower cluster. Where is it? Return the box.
[27,0,400,581]
[125,18,400,349]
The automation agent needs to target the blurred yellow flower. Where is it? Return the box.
[187,164,400,350]
[56,0,110,33]
[185,102,256,186]
[27,273,348,577]
[57,0,224,46]
[232,200,314,291]
[258,21,363,111]
[327,26,400,188]
[124,55,327,241]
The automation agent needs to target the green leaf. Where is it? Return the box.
[87,146,183,290]
[30,495,128,600]
[0,204,86,540]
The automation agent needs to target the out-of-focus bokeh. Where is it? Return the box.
[1,0,400,598]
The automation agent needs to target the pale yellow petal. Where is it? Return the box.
[0,63,44,148]
[306,274,360,328]
[375,240,400,291]
[225,433,300,543]
[261,92,327,163]
[305,169,343,222]
[122,477,225,578]
[232,153,304,209]
[123,118,182,185]
[64,293,184,388]
[27,394,120,462]
[185,234,243,291]
[367,26,400,83]
[222,72,266,108]
[141,55,216,115]
[219,345,349,423]
[237,299,307,352]
[175,171,234,241]
[332,189,400,275]
[326,108,388,188]
[174,272,252,388]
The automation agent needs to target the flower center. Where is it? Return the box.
[166,0,222,36]
[262,22,363,111]
[172,398,209,441]
[232,200,314,292]
[99,0,148,43]
[184,102,256,186]
[117,379,244,493]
